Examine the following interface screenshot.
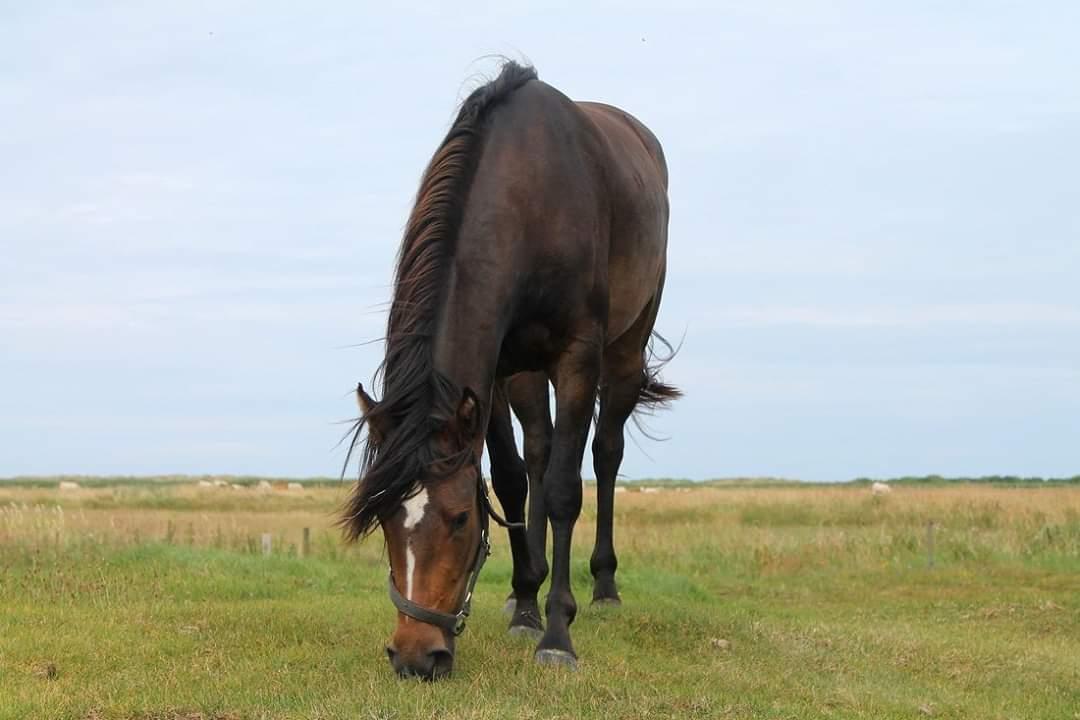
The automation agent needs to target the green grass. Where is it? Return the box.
[1,483,1079,719]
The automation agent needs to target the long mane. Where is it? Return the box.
[341,61,538,541]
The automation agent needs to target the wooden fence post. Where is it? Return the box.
[302,527,311,558]
[262,533,272,557]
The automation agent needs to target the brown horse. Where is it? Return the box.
[343,61,678,679]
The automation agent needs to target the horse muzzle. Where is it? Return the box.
[386,641,454,680]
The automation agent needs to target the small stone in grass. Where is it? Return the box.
[709,638,731,651]
[33,662,57,679]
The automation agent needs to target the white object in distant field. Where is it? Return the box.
[213,479,228,488]
[871,482,892,496]
[230,483,245,490]
[197,480,214,488]
[58,481,80,491]
[287,482,304,492]
[640,487,660,494]
[613,486,627,494]
[256,480,272,492]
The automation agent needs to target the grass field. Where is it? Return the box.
[1,479,1078,719]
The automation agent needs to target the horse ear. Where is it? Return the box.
[455,387,483,438]
[356,382,377,415]
[356,382,388,443]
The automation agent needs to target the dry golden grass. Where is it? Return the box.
[3,481,1078,578]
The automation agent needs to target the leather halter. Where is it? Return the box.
[387,455,523,636]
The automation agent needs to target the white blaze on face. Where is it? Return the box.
[400,487,429,601]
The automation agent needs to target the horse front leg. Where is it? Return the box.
[486,381,538,637]
[505,371,552,638]
[535,336,601,669]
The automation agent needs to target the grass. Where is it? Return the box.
[1,481,1078,719]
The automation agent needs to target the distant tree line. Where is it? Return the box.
[853,475,1080,485]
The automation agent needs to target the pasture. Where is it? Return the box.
[1,479,1078,719]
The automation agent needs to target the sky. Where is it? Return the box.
[2,2,1078,481]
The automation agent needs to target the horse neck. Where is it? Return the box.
[431,260,508,417]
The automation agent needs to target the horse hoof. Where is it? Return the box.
[535,649,578,670]
[508,625,543,641]
[503,598,517,617]
[592,596,622,607]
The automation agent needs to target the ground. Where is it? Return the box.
[1,480,1078,719]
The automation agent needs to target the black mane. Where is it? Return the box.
[341,61,538,541]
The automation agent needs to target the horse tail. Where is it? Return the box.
[636,331,682,411]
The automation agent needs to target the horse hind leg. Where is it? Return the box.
[590,372,638,605]
[592,301,680,605]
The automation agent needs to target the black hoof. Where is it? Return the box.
[591,595,622,607]
[509,600,543,640]
[535,648,578,670]
[508,624,543,641]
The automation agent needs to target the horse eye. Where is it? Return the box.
[451,511,469,531]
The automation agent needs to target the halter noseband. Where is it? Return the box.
[387,454,523,636]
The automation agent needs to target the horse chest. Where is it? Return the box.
[498,322,564,374]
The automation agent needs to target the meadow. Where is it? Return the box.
[1,478,1078,719]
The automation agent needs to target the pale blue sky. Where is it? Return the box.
[2,2,1078,480]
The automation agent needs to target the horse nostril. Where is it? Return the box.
[428,649,453,680]
[386,645,399,670]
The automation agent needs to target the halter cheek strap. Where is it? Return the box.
[387,456,523,636]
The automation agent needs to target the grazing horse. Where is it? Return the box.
[343,61,678,679]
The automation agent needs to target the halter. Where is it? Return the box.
[387,454,523,636]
